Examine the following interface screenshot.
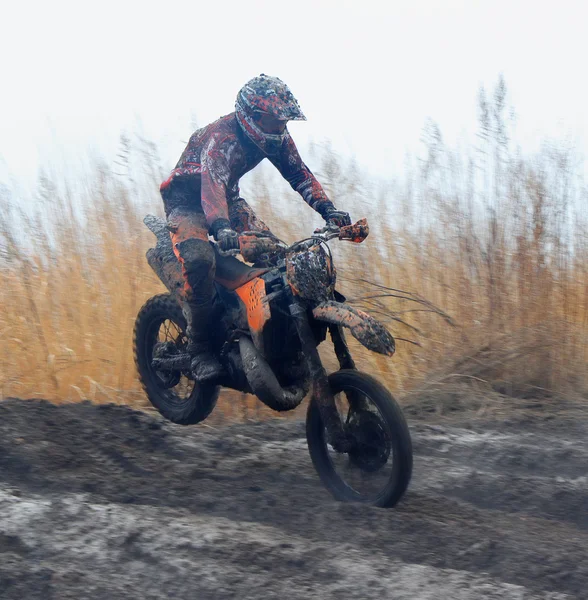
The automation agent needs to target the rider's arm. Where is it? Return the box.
[200,135,236,234]
[268,133,337,219]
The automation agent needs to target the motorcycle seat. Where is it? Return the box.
[213,247,269,291]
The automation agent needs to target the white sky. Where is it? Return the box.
[1,0,587,193]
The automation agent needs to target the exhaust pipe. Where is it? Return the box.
[239,337,307,412]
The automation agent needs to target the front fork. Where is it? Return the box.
[330,324,356,370]
[289,302,352,452]
[330,324,370,412]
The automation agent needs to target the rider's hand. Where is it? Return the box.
[324,209,352,228]
[216,228,240,252]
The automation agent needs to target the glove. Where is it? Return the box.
[210,219,240,252]
[324,209,352,228]
[216,228,240,252]
[317,202,352,228]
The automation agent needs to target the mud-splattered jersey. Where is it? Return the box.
[160,113,334,230]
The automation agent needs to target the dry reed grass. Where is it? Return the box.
[1,79,587,415]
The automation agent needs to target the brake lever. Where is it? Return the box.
[313,224,340,235]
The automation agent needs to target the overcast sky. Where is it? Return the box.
[1,0,587,193]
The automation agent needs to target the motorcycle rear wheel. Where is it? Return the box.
[306,369,412,507]
[133,293,219,425]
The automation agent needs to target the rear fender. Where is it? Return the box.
[312,301,395,356]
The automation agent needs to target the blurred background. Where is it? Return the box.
[1,0,587,414]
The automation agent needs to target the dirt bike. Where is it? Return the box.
[133,215,413,507]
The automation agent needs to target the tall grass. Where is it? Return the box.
[1,79,587,411]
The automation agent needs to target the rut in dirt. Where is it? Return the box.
[0,397,587,599]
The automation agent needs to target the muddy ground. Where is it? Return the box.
[0,392,587,599]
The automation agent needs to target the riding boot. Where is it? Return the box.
[184,300,225,383]
[168,214,224,384]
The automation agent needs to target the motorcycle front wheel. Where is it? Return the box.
[306,369,412,507]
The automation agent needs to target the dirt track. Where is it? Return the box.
[0,395,587,599]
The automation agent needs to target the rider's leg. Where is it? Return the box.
[168,208,224,382]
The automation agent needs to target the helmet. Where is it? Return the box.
[235,74,306,155]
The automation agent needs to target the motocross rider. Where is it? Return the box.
[160,74,351,383]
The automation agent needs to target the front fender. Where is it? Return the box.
[312,301,395,356]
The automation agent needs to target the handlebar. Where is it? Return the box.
[311,217,370,244]
[215,218,369,258]
[284,218,370,254]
